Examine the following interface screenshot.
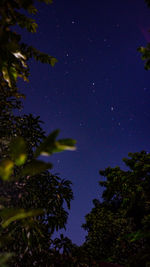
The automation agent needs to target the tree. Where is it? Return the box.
[0,1,76,266]
[82,151,150,267]
[138,0,150,69]
[145,0,150,7]
[0,65,74,267]
[0,0,57,92]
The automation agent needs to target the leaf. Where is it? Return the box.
[30,22,38,33]
[13,92,26,99]
[0,208,43,228]
[0,160,14,181]
[50,57,58,66]
[34,129,60,157]
[9,66,18,81]
[137,46,145,53]
[2,66,11,87]
[0,253,13,267]
[128,230,144,242]
[34,130,76,157]
[22,160,52,176]
[10,137,27,166]
[39,0,53,3]
[27,5,38,14]
[55,139,76,152]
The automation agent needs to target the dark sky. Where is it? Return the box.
[20,0,150,245]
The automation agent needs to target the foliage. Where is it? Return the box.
[0,0,76,266]
[0,0,57,92]
[0,84,75,265]
[0,129,76,181]
[82,151,150,267]
[138,1,150,69]
[0,173,73,266]
[145,0,150,7]
[138,45,150,70]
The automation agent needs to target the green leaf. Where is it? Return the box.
[54,139,76,153]
[50,57,58,66]
[9,66,18,81]
[22,160,52,176]
[34,129,60,157]
[34,130,76,157]
[0,209,43,228]
[0,160,14,181]
[27,5,38,14]
[128,230,144,242]
[10,137,27,166]
[137,46,145,53]
[30,22,38,33]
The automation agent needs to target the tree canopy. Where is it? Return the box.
[82,151,150,266]
[138,1,150,69]
[0,0,57,92]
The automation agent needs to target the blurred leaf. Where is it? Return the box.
[0,208,43,228]
[55,139,76,152]
[128,229,150,242]
[39,0,53,4]
[22,160,52,176]
[13,92,26,99]
[34,129,60,156]
[10,137,27,166]
[50,57,58,66]
[9,67,17,81]
[34,130,76,157]
[29,22,38,33]
[0,253,13,267]
[129,230,144,242]
[27,5,38,14]
[0,160,14,181]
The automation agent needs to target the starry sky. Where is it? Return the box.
[20,0,150,245]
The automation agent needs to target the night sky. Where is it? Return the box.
[20,0,150,245]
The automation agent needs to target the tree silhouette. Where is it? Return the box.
[83,151,150,266]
